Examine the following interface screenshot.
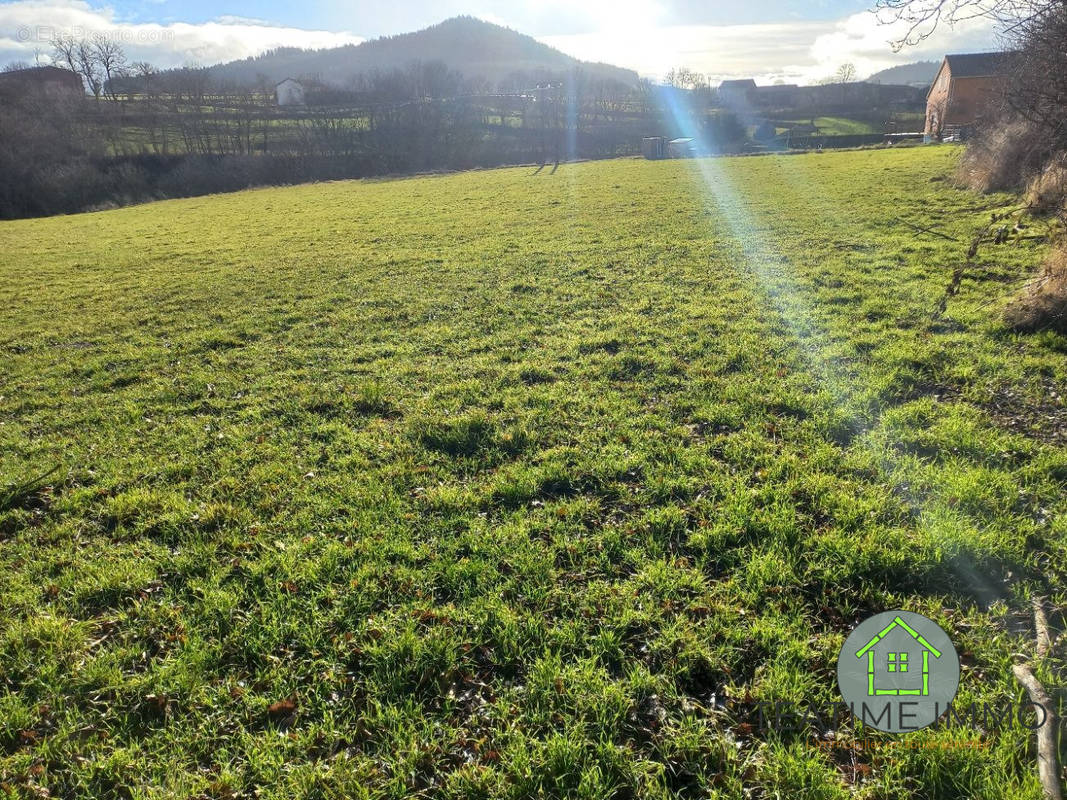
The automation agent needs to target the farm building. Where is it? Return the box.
[718,79,756,108]
[925,52,1012,140]
[668,137,698,158]
[641,137,666,160]
[0,66,83,99]
[641,137,699,159]
[275,78,305,106]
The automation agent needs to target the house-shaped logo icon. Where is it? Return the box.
[855,615,942,697]
[837,610,960,732]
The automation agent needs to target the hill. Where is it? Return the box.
[866,59,939,87]
[1,147,1062,797]
[205,16,640,89]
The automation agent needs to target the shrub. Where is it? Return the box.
[1025,154,1067,217]
[1004,245,1067,333]
[955,117,1049,193]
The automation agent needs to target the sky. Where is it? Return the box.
[0,0,1003,83]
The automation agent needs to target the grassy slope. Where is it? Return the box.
[1,147,1065,799]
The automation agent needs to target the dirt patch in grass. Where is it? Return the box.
[978,375,1067,445]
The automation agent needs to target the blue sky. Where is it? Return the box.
[108,0,875,34]
[1,0,1000,82]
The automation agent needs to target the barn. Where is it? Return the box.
[924,52,1012,141]
[275,78,305,107]
[718,79,756,108]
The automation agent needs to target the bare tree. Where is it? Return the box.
[91,34,127,101]
[131,61,157,93]
[1002,6,1067,153]
[75,39,103,100]
[51,34,79,74]
[874,0,1062,49]
[665,67,706,91]
[835,62,858,83]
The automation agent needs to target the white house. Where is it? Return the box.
[275,78,305,107]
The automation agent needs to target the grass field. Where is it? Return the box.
[1,146,1066,798]
[771,116,927,137]
[771,117,878,136]
[810,117,877,135]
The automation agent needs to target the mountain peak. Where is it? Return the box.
[433,15,505,29]
[203,16,639,89]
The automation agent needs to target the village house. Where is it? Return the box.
[275,78,306,107]
[925,52,1012,140]
[718,78,756,108]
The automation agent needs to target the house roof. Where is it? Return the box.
[855,616,942,659]
[719,79,756,90]
[668,138,695,144]
[275,77,301,87]
[944,52,1013,78]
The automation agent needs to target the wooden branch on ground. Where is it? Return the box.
[1013,597,1062,800]
[1034,596,1053,659]
[894,218,960,242]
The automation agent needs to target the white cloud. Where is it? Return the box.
[0,0,362,68]
[541,22,828,81]
[541,10,1000,84]
[807,10,998,81]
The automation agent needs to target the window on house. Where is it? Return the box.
[888,652,909,673]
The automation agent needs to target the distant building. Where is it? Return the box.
[718,79,922,114]
[925,52,1012,140]
[275,78,305,106]
[667,137,698,158]
[0,66,83,99]
[718,79,756,107]
[641,137,666,160]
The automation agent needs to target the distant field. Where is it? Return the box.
[1,147,1065,798]
[771,116,926,137]
[811,116,877,135]
[770,117,877,136]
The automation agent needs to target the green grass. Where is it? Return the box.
[774,117,878,136]
[1,147,1065,798]
[811,117,877,135]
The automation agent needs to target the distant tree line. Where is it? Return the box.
[2,33,899,218]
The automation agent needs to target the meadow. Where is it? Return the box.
[1,146,1065,798]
